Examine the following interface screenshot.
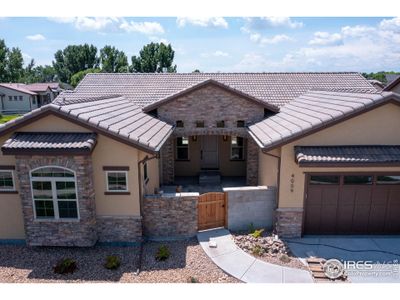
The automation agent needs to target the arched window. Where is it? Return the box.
[30,166,79,220]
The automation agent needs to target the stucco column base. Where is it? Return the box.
[275,208,303,238]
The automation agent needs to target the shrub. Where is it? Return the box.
[155,245,170,261]
[104,255,121,270]
[279,254,291,263]
[188,276,200,283]
[251,245,264,256]
[248,223,255,234]
[250,229,264,239]
[54,258,77,275]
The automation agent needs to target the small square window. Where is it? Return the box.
[176,120,184,128]
[195,121,204,128]
[237,120,245,128]
[14,96,18,101]
[230,136,244,160]
[0,171,15,191]
[343,175,372,185]
[8,96,12,101]
[106,171,128,192]
[377,175,400,185]
[19,96,23,101]
[216,120,225,128]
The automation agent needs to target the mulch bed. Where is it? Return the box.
[232,229,308,270]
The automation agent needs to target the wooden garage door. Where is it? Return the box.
[304,174,400,235]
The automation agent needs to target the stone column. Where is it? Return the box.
[15,155,97,247]
[246,137,259,186]
[161,137,174,184]
[275,208,303,238]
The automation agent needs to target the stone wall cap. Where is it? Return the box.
[145,192,199,198]
[223,185,274,191]
[276,207,303,212]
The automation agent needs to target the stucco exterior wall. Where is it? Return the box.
[0,113,158,240]
[278,103,400,209]
[259,148,280,187]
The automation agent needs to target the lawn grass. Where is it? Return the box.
[0,114,20,124]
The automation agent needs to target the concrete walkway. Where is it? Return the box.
[197,228,314,283]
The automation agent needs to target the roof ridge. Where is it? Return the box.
[86,71,362,75]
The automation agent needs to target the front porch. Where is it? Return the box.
[160,134,259,189]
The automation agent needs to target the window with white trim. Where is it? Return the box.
[0,170,15,191]
[31,167,79,220]
[106,171,128,192]
[176,137,189,160]
[230,136,244,160]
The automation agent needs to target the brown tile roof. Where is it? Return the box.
[248,91,400,150]
[2,132,97,155]
[54,72,376,108]
[25,83,60,92]
[0,95,174,153]
[295,145,400,166]
[0,83,37,95]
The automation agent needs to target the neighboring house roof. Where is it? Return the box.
[294,145,400,166]
[0,95,174,153]
[368,79,384,92]
[0,83,37,95]
[384,75,400,91]
[385,74,400,85]
[248,90,400,150]
[54,72,376,108]
[25,83,60,93]
[1,132,97,155]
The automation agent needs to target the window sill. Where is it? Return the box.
[104,191,131,195]
[0,190,18,194]
[33,218,80,223]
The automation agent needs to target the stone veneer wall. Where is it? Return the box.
[15,155,97,247]
[246,138,259,185]
[275,208,303,238]
[160,137,174,184]
[97,216,142,243]
[143,193,199,239]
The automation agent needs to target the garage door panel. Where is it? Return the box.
[385,188,400,233]
[304,206,321,234]
[369,187,389,233]
[307,187,322,206]
[352,188,372,233]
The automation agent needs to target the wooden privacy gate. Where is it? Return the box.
[198,192,227,230]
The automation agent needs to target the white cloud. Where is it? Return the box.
[48,17,165,37]
[341,25,375,38]
[242,17,303,32]
[309,31,342,46]
[379,17,400,32]
[26,34,45,41]
[176,17,228,29]
[201,50,229,58]
[260,34,294,45]
[120,20,164,35]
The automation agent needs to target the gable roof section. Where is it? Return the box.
[0,83,37,95]
[384,76,400,91]
[142,79,280,112]
[248,91,400,150]
[54,72,376,108]
[0,96,174,153]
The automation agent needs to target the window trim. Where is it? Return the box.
[0,170,16,192]
[175,136,190,161]
[105,170,129,193]
[230,136,245,161]
[29,166,80,221]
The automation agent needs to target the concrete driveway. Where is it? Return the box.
[286,236,400,283]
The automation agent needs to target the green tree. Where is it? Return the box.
[100,45,128,73]
[0,39,8,82]
[130,42,177,73]
[6,47,24,82]
[70,68,101,87]
[53,44,99,83]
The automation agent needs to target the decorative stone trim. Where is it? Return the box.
[275,208,303,238]
[143,193,199,239]
[97,216,142,243]
[160,137,174,184]
[15,155,97,247]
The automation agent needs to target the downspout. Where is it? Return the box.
[136,153,158,275]
[262,149,281,224]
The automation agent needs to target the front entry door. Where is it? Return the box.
[201,136,218,169]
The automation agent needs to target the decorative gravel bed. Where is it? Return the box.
[232,230,307,270]
[0,238,238,283]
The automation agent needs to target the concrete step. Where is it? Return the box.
[199,170,221,185]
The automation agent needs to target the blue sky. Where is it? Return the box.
[0,17,399,72]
